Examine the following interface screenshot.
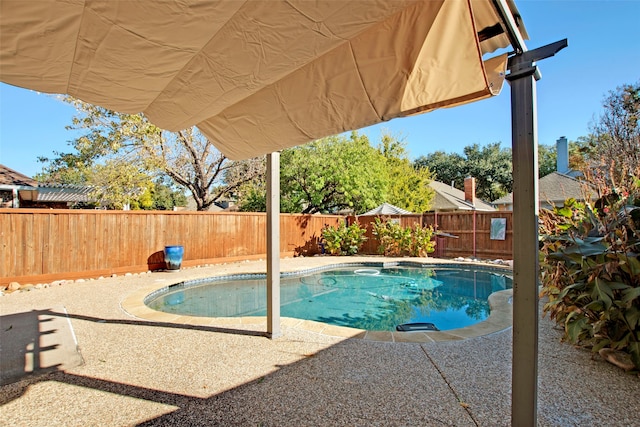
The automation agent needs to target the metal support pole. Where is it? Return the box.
[507,39,567,427]
[508,67,539,427]
[266,152,281,339]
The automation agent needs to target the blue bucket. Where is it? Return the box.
[164,245,184,271]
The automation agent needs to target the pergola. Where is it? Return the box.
[0,1,565,425]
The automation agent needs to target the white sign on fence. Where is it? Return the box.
[490,218,507,240]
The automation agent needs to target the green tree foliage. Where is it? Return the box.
[34,152,92,185]
[236,180,267,212]
[36,156,154,209]
[236,132,435,213]
[414,150,464,187]
[378,134,434,212]
[414,142,512,202]
[462,143,512,202]
[88,160,154,209]
[280,132,388,214]
[38,97,262,210]
[225,156,267,212]
[538,143,557,178]
[150,179,188,210]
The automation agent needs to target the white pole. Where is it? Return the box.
[266,152,281,338]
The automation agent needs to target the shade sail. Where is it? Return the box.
[0,0,525,160]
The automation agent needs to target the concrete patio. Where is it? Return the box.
[1,256,638,426]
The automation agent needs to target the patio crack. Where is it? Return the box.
[420,345,480,427]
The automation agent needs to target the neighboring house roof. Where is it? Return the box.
[540,172,585,204]
[1,164,94,204]
[0,164,37,187]
[361,203,412,216]
[428,180,495,211]
[35,184,93,203]
[493,172,584,206]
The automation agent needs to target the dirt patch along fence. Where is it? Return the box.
[0,209,343,285]
[353,211,513,260]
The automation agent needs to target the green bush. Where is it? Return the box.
[371,217,435,257]
[321,222,367,255]
[539,191,640,371]
[321,224,344,255]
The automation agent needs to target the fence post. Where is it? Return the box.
[473,210,477,258]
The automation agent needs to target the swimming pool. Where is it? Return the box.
[145,264,512,332]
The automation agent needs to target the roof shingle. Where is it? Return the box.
[428,181,495,211]
[0,164,37,187]
[493,172,584,205]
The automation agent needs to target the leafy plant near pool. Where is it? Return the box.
[371,217,436,257]
[321,222,367,255]
[539,188,640,371]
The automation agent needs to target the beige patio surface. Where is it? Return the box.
[1,256,638,426]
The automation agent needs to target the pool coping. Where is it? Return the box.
[121,260,513,343]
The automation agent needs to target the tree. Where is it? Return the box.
[236,181,268,212]
[582,81,640,191]
[224,156,267,211]
[414,143,512,201]
[34,151,92,185]
[150,178,188,210]
[235,131,435,213]
[36,161,187,210]
[88,159,155,209]
[36,156,155,209]
[378,133,434,212]
[280,132,388,214]
[538,144,557,178]
[39,97,262,210]
[461,143,512,202]
[414,150,464,187]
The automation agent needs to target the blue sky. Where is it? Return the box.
[1,1,639,178]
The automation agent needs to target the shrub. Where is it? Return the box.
[371,218,408,256]
[371,217,435,257]
[410,223,437,257]
[539,188,640,370]
[321,222,367,255]
[321,224,344,255]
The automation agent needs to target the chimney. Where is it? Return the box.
[556,136,569,173]
[464,176,476,206]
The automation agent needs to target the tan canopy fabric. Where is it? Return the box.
[1,0,522,159]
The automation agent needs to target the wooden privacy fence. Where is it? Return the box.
[354,211,513,260]
[1,209,512,285]
[0,209,343,285]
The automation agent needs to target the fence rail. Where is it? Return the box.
[1,209,512,285]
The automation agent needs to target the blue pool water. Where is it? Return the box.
[145,265,512,331]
